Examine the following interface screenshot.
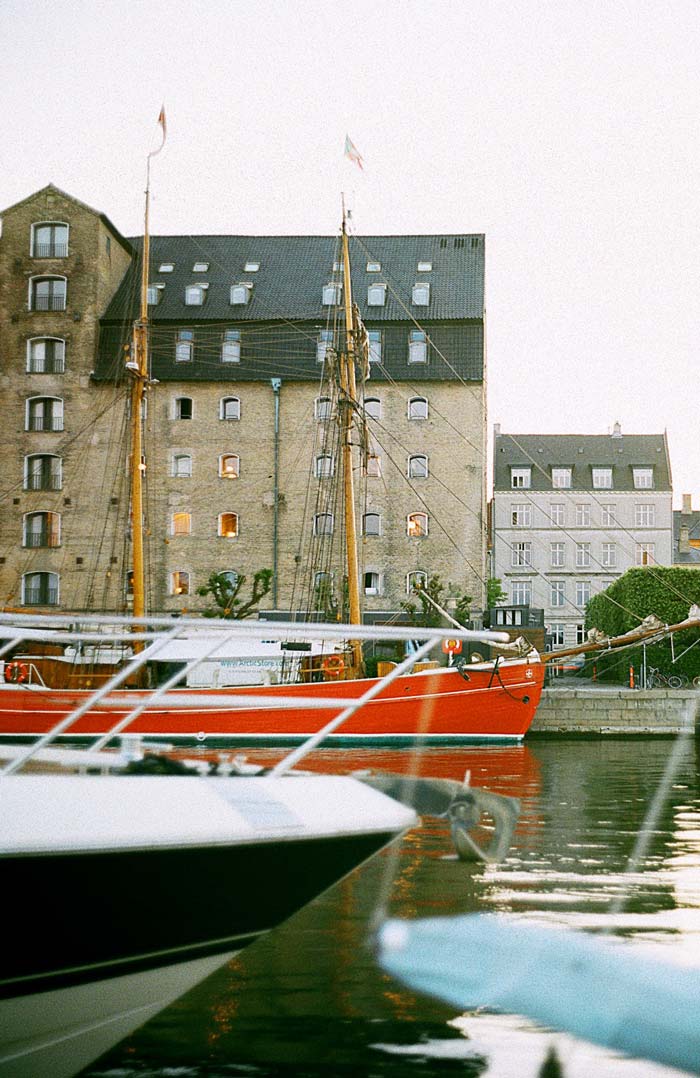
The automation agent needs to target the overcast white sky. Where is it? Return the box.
[2,0,699,506]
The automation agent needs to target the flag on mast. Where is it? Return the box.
[149,105,167,158]
[344,134,364,170]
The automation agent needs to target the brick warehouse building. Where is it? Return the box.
[0,184,488,620]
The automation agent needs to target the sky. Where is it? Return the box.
[2,0,699,506]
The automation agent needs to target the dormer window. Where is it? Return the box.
[417,260,432,272]
[31,222,68,258]
[244,261,260,272]
[412,282,430,306]
[185,284,207,305]
[159,263,174,272]
[230,283,251,305]
[552,467,572,489]
[322,282,341,305]
[192,261,209,272]
[366,261,381,272]
[367,283,387,306]
[332,260,344,272]
[592,467,613,489]
[147,285,161,305]
[511,467,531,489]
[633,467,654,489]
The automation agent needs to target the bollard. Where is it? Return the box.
[629,665,634,688]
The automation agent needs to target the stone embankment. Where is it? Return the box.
[531,685,699,736]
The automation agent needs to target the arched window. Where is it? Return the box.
[27,337,65,373]
[22,571,59,606]
[315,454,334,479]
[412,282,430,306]
[315,396,332,420]
[408,330,427,364]
[171,571,190,595]
[364,397,381,419]
[364,571,381,595]
[23,511,61,548]
[175,329,194,361]
[365,454,381,478]
[219,454,240,479]
[31,222,69,258]
[29,276,66,311]
[408,396,428,420]
[363,512,381,536]
[174,397,193,420]
[26,396,63,432]
[221,570,239,587]
[220,397,241,421]
[172,454,192,478]
[408,454,428,479]
[367,284,386,306]
[406,571,428,594]
[407,512,428,537]
[322,282,341,305]
[171,512,191,536]
[219,512,239,538]
[24,454,62,491]
[314,513,334,536]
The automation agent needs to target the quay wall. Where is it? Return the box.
[530,687,699,736]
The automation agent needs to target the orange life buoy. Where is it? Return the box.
[441,638,463,654]
[321,654,345,679]
[4,661,29,684]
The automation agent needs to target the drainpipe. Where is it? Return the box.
[271,378,281,606]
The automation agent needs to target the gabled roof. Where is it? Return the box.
[0,184,133,255]
[673,509,700,541]
[101,232,485,323]
[494,431,672,492]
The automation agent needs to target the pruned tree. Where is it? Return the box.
[197,569,273,619]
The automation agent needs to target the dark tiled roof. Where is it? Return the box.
[494,432,672,491]
[673,545,700,564]
[102,232,485,323]
[673,509,700,543]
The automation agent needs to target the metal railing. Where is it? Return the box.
[32,295,66,311]
[33,243,68,258]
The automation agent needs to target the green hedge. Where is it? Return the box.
[585,568,700,684]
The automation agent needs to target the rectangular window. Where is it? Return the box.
[368,330,382,363]
[412,283,430,306]
[636,543,655,566]
[172,512,191,536]
[176,330,194,362]
[552,468,572,488]
[549,623,566,647]
[601,503,616,526]
[576,581,591,607]
[364,571,381,595]
[550,503,565,526]
[317,329,333,363]
[511,541,532,567]
[511,503,532,527]
[222,329,241,363]
[322,282,341,305]
[230,284,251,305]
[551,542,565,568]
[592,468,613,488]
[408,330,427,364]
[633,468,653,489]
[576,623,586,645]
[575,542,591,568]
[367,284,386,306]
[576,503,591,526]
[551,581,565,607]
[601,543,617,567]
[635,503,655,526]
[511,467,531,488]
[185,285,206,305]
[511,579,532,605]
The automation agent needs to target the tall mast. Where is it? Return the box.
[339,202,363,672]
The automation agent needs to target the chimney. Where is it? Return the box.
[679,524,691,553]
[493,422,501,437]
[611,421,622,439]
[682,493,692,516]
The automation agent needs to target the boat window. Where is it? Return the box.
[315,396,332,420]
[406,570,428,594]
[313,513,334,536]
[27,337,65,373]
[22,571,59,606]
[408,396,428,420]
[172,453,192,477]
[412,283,430,306]
[171,570,190,595]
[171,512,191,536]
[221,329,241,363]
[363,512,381,536]
[408,454,428,479]
[220,397,241,421]
[322,282,341,305]
[408,330,427,364]
[367,284,386,306]
[220,454,240,479]
[364,397,381,419]
[230,283,251,305]
[368,330,382,364]
[407,512,428,537]
[175,396,193,420]
[31,222,69,258]
[219,512,239,538]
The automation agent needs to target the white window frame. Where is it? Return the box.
[172,453,192,478]
[511,503,532,527]
[230,283,251,305]
[511,541,532,567]
[417,260,432,272]
[601,503,616,526]
[550,502,565,526]
[550,581,566,607]
[363,512,381,536]
[219,454,240,479]
[31,221,69,258]
[601,542,617,567]
[576,503,591,526]
[549,623,566,647]
[29,275,67,311]
[408,454,428,479]
[315,454,335,479]
[408,396,428,420]
[322,282,341,306]
[244,261,260,272]
[363,570,382,596]
[408,330,427,364]
[592,468,613,489]
[636,542,655,566]
[314,512,334,536]
[407,512,428,537]
[551,542,565,568]
[367,283,387,306]
[184,284,207,306]
[412,282,430,306]
[171,511,192,537]
[575,542,591,568]
[22,570,59,606]
[511,467,531,488]
[315,396,332,421]
[552,467,572,489]
[24,453,62,491]
[176,330,194,362]
[511,579,532,606]
[23,510,61,548]
[26,396,64,432]
[26,337,65,374]
[174,396,193,420]
[635,503,655,526]
[576,581,591,607]
[633,468,653,489]
[317,329,333,363]
[366,260,381,272]
[192,261,209,272]
[159,263,174,273]
[364,397,381,420]
[406,570,428,594]
[220,397,241,421]
[368,330,382,363]
[365,454,382,478]
[221,329,241,363]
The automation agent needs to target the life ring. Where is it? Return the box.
[442,638,463,655]
[4,661,29,684]
[321,654,345,679]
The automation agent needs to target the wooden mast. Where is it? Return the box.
[339,203,363,674]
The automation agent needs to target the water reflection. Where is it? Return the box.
[83,739,700,1077]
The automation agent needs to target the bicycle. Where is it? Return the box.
[646,667,688,689]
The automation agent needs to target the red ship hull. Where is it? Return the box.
[0,658,544,745]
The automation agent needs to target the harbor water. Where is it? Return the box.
[82,737,700,1078]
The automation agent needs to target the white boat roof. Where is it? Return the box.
[141,633,330,662]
